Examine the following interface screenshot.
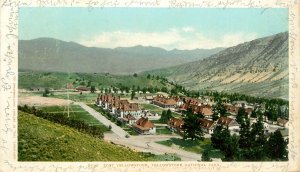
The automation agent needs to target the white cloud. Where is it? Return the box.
[78,28,258,50]
[182,26,196,32]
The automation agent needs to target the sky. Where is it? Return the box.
[19,8,288,50]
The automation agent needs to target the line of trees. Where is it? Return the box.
[18,105,104,139]
[211,114,288,161]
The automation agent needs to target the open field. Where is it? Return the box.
[38,105,109,131]
[140,103,182,118]
[18,96,73,106]
[156,138,224,159]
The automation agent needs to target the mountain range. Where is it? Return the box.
[147,32,289,99]
[19,38,224,74]
[19,32,289,99]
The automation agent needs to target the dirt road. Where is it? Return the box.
[76,102,202,161]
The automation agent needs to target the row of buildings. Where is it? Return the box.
[96,94,156,135]
[167,116,239,134]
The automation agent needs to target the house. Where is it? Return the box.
[200,105,213,118]
[183,97,202,106]
[277,118,289,128]
[217,116,240,132]
[152,95,177,108]
[75,86,90,92]
[96,94,142,118]
[133,117,156,135]
[199,118,214,134]
[167,117,184,132]
[172,96,184,107]
[278,128,289,141]
[245,107,253,117]
[145,96,154,103]
[225,104,240,115]
[232,101,248,107]
[117,103,141,118]
[120,114,136,125]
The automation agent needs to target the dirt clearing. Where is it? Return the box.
[19,96,73,107]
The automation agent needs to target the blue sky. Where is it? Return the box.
[19,8,288,50]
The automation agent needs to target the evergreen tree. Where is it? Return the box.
[90,86,96,93]
[236,106,246,124]
[211,125,224,149]
[160,109,173,123]
[182,108,204,141]
[249,114,267,160]
[266,130,288,160]
[223,133,239,161]
[201,148,212,161]
[238,117,251,149]
[131,91,136,100]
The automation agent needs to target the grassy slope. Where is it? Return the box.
[18,111,146,161]
[19,70,174,90]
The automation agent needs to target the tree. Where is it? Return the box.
[133,73,138,77]
[137,86,140,93]
[212,110,219,122]
[161,87,168,93]
[201,148,212,161]
[266,130,288,160]
[131,91,136,100]
[182,108,204,141]
[238,117,251,149]
[248,114,267,160]
[43,88,50,97]
[90,86,96,93]
[211,125,223,149]
[160,109,173,123]
[223,133,239,161]
[236,106,246,124]
[87,80,91,87]
[147,74,151,79]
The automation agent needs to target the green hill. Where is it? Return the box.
[18,111,146,161]
[19,70,174,91]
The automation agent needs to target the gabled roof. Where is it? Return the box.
[153,95,177,106]
[199,118,214,129]
[134,117,155,131]
[123,114,136,121]
[277,118,288,125]
[168,117,184,128]
[217,116,235,126]
[201,105,213,116]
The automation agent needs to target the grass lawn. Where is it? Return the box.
[150,119,165,124]
[156,126,173,135]
[122,126,139,136]
[156,138,224,159]
[38,105,109,132]
[140,152,181,161]
[140,103,182,118]
[140,103,164,114]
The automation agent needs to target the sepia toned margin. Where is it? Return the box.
[0,0,299,171]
